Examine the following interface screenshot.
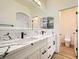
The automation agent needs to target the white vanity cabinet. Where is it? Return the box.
[28,38,48,59]
[47,43,53,59]
[3,42,39,59]
[27,50,40,59]
[40,45,48,59]
[47,36,56,59]
[47,37,53,59]
[3,36,56,59]
[3,47,28,59]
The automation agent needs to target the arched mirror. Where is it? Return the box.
[16,12,29,28]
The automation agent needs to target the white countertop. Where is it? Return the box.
[0,35,52,55]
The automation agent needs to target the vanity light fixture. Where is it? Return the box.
[33,0,41,6]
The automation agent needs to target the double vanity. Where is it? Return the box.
[0,34,56,59]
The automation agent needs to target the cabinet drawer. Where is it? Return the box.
[38,39,47,48]
[47,45,53,54]
[47,42,53,48]
[27,50,40,59]
[41,45,47,54]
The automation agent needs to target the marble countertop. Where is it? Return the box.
[0,35,52,55]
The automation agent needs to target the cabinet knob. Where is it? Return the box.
[31,43,34,46]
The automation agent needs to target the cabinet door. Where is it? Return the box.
[28,50,39,59]
[47,36,56,59]
[40,46,48,59]
[41,51,48,59]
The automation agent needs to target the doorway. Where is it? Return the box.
[32,16,40,28]
[58,7,77,58]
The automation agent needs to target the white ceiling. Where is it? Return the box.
[15,0,47,10]
[15,0,47,17]
[14,0,77,17]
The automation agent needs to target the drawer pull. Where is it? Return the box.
[48,55,51,58]
[48,46,51,49]
[42,50,46,55]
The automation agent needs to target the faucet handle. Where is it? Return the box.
[3,33,12,40]
[41,31,46,35]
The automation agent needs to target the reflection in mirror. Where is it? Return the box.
[32,16,40,29]
[40,17,54,29]
[16,12,29,28]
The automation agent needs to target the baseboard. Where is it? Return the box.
[54,52,58,54]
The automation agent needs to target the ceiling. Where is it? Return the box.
[15,0,47,11]
[14,0,77,17]
[15,0,47,17]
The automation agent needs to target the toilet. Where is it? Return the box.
[65,38,71,47]
[64,33,71,47]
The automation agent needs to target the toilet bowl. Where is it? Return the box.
[65,38,71,47]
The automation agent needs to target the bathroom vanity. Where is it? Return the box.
[0,35,56,59]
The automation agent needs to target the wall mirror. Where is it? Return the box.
[40,17,54,29]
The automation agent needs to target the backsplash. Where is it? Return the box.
[0,28,30,42]
[0,28,54,42]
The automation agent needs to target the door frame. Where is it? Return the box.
[58,6,77,52]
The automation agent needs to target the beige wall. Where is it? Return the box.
[0,0,32,27]
[59,7,77,45]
